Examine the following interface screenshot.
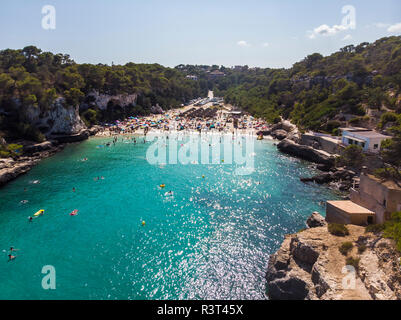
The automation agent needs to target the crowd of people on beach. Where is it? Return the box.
[95,105,269,137]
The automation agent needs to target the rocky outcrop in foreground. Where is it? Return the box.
[266,213,401,300]
[0,125,102,187]
[277,139,335,166]
[300,168,357,191]
[0,142,64,187]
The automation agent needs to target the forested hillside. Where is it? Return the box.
[181,36,401,134]
[0,46,207,142]
[1,37,401,144]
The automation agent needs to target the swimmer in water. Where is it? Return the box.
[20,200,28,204]
[28,216,33,222]
[8,254,16,261]
[72,187,76,192]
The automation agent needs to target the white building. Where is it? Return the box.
[340,127,391,153]
[186,75,198,81]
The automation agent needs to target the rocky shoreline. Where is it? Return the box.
[266,212,401,300]
[262,120,400,300]
[277,139,335,166]
[0,127,101,188]
[0,141,64,187]
[258,120,362,193]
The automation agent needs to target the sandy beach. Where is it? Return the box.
[95,102,269,138]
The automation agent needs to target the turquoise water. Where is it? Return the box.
[0,135,339,299]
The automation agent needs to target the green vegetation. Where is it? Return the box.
[339,242,353,255]
[357,244,367,254]
[0,46,206,141]
[383,211,401,252]
[336,145,365,170]
[346,256,360,270]
[380,124,401,182]
[378,112,400,129]
[202,36,401,131]
[81,108,99,127]
[365,224,385,234]
[328,223,350,236]
[0,143,23,158]
[1,36,401,146]
[348,115,370,126]
[363,212,401,253]
[14,123,46,143]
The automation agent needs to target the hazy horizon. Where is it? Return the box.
[1,0,400,69]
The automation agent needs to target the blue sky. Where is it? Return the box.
[0,0,400,68]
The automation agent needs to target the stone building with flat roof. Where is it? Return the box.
[350,173,401,224]
[326,200,375,225]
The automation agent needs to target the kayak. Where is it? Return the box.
[34,209,44,216]
[70,209,78,216]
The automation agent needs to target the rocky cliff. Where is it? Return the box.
[266,214,401,300]
[84,91,138,110]
[22,97,86,137]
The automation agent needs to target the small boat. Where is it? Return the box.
[70,209,78,216]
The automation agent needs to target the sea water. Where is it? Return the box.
[0,135,340,299]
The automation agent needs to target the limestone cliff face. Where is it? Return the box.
[266,216,401,300]
[23,91,138,136]
[85,91,138,110]
[23,97,86,136]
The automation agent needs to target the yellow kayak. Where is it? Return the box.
[34,209,44,217]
